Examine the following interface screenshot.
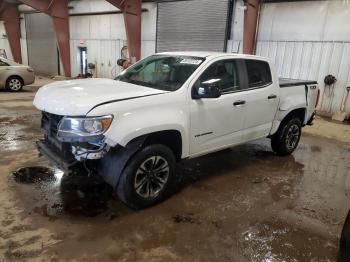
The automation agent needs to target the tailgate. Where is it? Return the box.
[305,83,319,123]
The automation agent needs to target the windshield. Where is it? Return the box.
[117,55,205,91]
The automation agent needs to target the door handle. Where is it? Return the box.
[233,100,246,106]
[268,94,277,99]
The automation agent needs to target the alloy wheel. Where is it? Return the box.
[285,124,300,150]
[134,156,170,199]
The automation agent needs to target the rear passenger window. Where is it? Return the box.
[245,60,272,88]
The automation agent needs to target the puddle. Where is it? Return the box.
[59,174,113,217]
[11,166,57,184]
[10,166,115,218]
[240,220,338,261]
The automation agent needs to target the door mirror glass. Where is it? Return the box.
[192,82,221,99]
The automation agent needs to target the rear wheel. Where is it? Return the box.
[116,144,176,209]
[6,76,23,92]
[271,118,302,155]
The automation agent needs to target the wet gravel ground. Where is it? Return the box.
[0,88,350,261]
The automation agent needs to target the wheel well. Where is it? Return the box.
[143,130,183,161]
[7,75,24,85]
[282,108,306,125]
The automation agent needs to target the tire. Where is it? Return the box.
[338,210,350,262]
[116,144,176,209]
[6,76,23,92]
[271,118,302,155]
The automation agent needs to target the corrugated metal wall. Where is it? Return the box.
[25,13,59,75]
[70,39,155,78]
[0,1,157,78]
[68,1,157,78]
[229,0,350,115]
[256,41,350,114]
[0,18,28,65]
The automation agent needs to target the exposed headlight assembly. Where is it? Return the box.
[57,115,113,142]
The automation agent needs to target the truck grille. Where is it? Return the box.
[41,111,63,137]
[41,112,75,162]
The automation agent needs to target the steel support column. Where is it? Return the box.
[243,0,261,54]
[19,0,71,76]
[0,1,22,63]
[106,0,141,61]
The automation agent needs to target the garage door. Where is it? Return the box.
[25,13,59,75]
[156,0,229,52]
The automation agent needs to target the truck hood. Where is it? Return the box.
[33,78,167,116]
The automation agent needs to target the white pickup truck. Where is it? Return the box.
[33,52,319,209]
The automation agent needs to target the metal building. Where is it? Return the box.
[230,0,350,116]
[0,0,350,116]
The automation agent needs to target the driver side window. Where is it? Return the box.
[198,60,240,94]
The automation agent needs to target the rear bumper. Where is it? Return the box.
[24,75,35,85]
[23,72,35,85]
[36,139,77,172]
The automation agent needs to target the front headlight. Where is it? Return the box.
[57,115,113,141]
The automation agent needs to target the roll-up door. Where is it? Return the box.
[25,13,58,75]
[156,0,229,52]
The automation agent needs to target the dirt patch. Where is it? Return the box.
[0,90,349,261]
[304,116,350,143]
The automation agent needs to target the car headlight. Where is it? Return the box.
[57,115,113,141]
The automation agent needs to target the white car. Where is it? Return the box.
[33,52,319,209]
[0,57,35,91]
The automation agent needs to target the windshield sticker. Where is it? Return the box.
[180,58,202,65]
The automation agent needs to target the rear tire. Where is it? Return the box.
[6,76,23,92]
[116,144,176,209]
[271,118,302,155]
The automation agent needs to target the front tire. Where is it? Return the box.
[271,118,302,155]
[116,144,176,209]
[6,76,23,92]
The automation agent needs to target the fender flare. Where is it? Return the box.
[99,136,146,189]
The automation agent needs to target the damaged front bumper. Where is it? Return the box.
[38,111,111,172]
[36,139,109,173]
[36,136,146,189]
[36,139,77,172]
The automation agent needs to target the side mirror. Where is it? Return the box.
[192,83,221,99]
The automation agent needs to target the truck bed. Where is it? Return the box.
[279,78,317,88]
[278,78,318,126]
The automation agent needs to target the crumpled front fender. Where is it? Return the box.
[99,136,146,189]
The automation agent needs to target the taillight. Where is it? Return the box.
[315,88,320,108]
[27,68,34,73]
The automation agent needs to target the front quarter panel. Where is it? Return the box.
[87,91,190,158]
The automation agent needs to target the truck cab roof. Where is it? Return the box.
[157,51,269,61]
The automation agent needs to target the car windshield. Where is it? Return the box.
[117,55,205,91]
[0,57,17,66]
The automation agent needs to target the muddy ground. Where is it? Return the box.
[0,85,350,261]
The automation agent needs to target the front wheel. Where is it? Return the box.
[116,144,176,209]
[271,118,302,155]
